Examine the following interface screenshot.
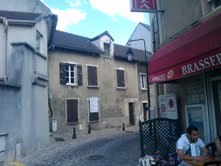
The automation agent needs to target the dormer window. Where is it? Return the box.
[36,31,43,53]
[104,43,110,58]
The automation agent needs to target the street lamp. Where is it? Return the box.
[126,39,151,120]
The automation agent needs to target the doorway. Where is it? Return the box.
[129,102,135,125]
[212,81,221,136]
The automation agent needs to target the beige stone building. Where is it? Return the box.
[48,30,151,133]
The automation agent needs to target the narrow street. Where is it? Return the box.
[20,127,140,166]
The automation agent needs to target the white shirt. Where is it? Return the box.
[177,134,205,156]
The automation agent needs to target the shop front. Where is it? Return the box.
[148,11,221,143]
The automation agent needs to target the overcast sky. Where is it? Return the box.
[41,0,149,45]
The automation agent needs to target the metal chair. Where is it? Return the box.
[204,160,221,166]
[206,142,217,157]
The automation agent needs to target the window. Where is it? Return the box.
[89,97,99,122]
[116,68,125,88]
[104,43,110,57]
[59,63,83,86]
[87,65,98,87]
[66,99,78,124]
[140,73,147,90]
[36,31,43,52]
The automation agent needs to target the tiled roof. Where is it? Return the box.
[53,30,102,55]
[90,31,114,42]
[114,44,151,63]
[0,10,41,20]
[52,30,149,62]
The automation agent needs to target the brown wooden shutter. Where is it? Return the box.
[59,63,66,85]
[77,65,83,86]
[67,99,78,123]
[87,66,98,86]
[117,69,125,87]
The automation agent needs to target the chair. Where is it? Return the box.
[204,161,221,166]
[206,142,217,157]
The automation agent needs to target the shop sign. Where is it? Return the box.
[149,49,221,83]
[130,0,157,12]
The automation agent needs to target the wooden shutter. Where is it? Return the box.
[87,66,98,86]
[77,65,83,86]
[67,99,78,123]
[60,63,66,85]
[117,69,125,87]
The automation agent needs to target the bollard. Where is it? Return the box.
[72,127,76,139]
[122,123,125,131]
[88,124,91,134]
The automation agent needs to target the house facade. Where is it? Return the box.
[0,2,57,163]
[149,0,221,143]
[48,30,151,133]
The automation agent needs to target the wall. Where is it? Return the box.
[0,0,51,14]
[48,48,140,132]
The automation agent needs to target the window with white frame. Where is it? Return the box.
[140,73,147,90]
[87,65,98,87]
[36,31,43,52]
[116,68,125,88]
[104,43,110,57]
[59,63,83,86]
[89,97,99,122]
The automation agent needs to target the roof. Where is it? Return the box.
[140,22,150,30]
[0,10,41,20]
[52,30,148,63]
[114,44,151,63]
[52,30,102,55]
[90,31,114,42]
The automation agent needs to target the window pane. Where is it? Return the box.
[88,66,98,86]
[117,69,125,87]
[104,43,110,57]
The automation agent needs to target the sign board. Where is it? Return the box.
[158,94,178,119]
[130,0,157,13]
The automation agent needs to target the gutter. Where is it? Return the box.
[0,17,8,82]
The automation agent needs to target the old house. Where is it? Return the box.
[48,30,150,133]
[0,4,57,164]
[149,0,221,143]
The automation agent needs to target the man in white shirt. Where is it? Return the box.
[177,125,208,165]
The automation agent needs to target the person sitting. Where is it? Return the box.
[215,136,221,156]
[177,125,208,165]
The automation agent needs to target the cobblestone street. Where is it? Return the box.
[19,127,140,166]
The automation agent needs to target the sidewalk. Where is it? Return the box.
[8,126,139,166]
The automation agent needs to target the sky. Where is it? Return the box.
[41,0,150,45]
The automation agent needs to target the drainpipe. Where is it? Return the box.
[0,18,8,82]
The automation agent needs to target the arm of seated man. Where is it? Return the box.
[177,149,207,162]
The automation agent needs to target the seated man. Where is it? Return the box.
[177,125,208,165]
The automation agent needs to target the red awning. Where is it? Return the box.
[149,12,221,83]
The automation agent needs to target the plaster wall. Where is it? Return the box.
[48,50,139,132]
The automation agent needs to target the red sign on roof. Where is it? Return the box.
[131,0,157,12]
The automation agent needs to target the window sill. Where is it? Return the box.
[141,88,147,91]
[66,83,77,87]
[66,122,79,125]
[116,87,127,90]
[87,85,99,89]
[89,120,99,123]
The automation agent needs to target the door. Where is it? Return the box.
[212,81,221,136]
[143,103,147,121]
[129,102,135,125]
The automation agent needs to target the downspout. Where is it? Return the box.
[0,18,8,82]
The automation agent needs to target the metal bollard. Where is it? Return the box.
[88,124,91,134]
[122,123,125,131]
[72,127,76,139]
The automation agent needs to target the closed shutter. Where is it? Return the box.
[117,69,125,87]
[88,66,98,86]
[67,99,78,123]
[77,65,83,86]
[59,63,66,85]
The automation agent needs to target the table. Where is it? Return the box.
[184,156,221,166]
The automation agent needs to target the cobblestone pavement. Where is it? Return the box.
[19,126,140,166]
